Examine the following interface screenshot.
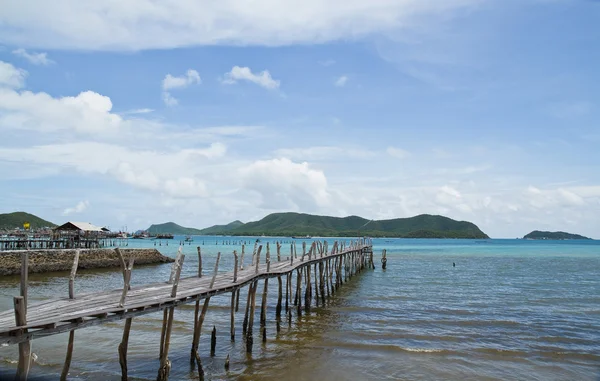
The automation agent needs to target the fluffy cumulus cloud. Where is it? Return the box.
[12,48,54,65]
[0,0,480,50]
[161,69,201,106]
[0,61,28,89]
[162,69,201,90]
[222,66,280,90]
[0,86,123,135]
[63,200,89,216]
[240,158,330,210]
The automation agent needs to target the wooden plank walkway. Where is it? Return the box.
[0,241,373,346]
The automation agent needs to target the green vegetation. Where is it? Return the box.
[0,211,56,230]
[147,222,204,235]
[197,220,244,235]
[523,230,591,240]
[150,212,489,238]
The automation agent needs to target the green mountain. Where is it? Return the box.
[191,212,489,238]
[523,230,591,240]
[147,222,204,235]
[0,211,56,230]
[197,220,244,235]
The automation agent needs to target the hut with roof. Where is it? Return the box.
[52,222,109,249]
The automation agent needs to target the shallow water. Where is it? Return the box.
[0,237,599,380]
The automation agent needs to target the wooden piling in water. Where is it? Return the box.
[296,268,302,317]
[243,283,252,335]
[20,252,28,314]
[260,277,269,343]
[157,307,174,381]
[118,317,133,381]
[197,246,202,277]
[13,296,30,380]
[68,249,80,299]
[230,291,236,342]
[191,297,210,367]
[60,330,74,381]
[246,281,258,353]
[210,326,216,356]
[276,275,283,332]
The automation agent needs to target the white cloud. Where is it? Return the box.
[222,66,280,90]
[240,158,330,210]
[162,69,201,90]
[122,108,154,115]
[0,86,122,135]
[386,147,410,159]
[0,1,480,50]
[0,61,27,89]
[63,200,89,216]
[161,69,200,106]
[12,48,54,65]
[162,91,178,106]
[275,146,376,161]
[334,75,348,87]
[319,59,336,67]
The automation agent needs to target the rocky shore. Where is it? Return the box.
[0,248,174,276]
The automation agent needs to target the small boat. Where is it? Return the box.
[184,235,193,242]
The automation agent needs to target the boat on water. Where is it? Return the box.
[184,235,193,242]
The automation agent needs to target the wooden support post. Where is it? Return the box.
[60,330,75,381]
[276,242,281,262]
[230,292,236,342]
[233,250,238,282]
[171,253,185,297]
[210,253,221,289]
[157,307,175,381]
[197,246,202,277]
[191,297,210,365]
[301,241,306,261]
[20,252,28,314]
[320,261,327,303]
[255,245,262,275]
[251,242,258,266]
[240,244,245,270]
[243,283,252,335]
[159,309,168,359]
[68,249,80,299]
[246,281,258,353]
[168,247,183,284]
[276,275,283,333]
[260,278,269,343]
[14,296,30,380]
[210,326,216,356]
[296,268,302,317]
[118,317,133,381]
[285,273,290,312]
[235,288,240,313]
[304,264,311,312]
[382,249,387,270]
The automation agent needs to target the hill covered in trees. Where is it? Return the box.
[523,230,591,240]
[0,212,56,230]
[150,212,489,238]
[147,222,204,235]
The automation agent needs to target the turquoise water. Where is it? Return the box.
[0,237,599,380]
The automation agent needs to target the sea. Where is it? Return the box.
[0,237,598,380]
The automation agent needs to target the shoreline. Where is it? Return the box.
[0,248,174,276]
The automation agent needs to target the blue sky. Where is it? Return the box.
[0,0,599,237]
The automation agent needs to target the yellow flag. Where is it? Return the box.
[23,222,30,230]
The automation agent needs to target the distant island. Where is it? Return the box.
[148,212,489,239]
[0,211,56,230]
[523,230,592,240]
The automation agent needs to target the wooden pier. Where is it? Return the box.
[0,238,376,380]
